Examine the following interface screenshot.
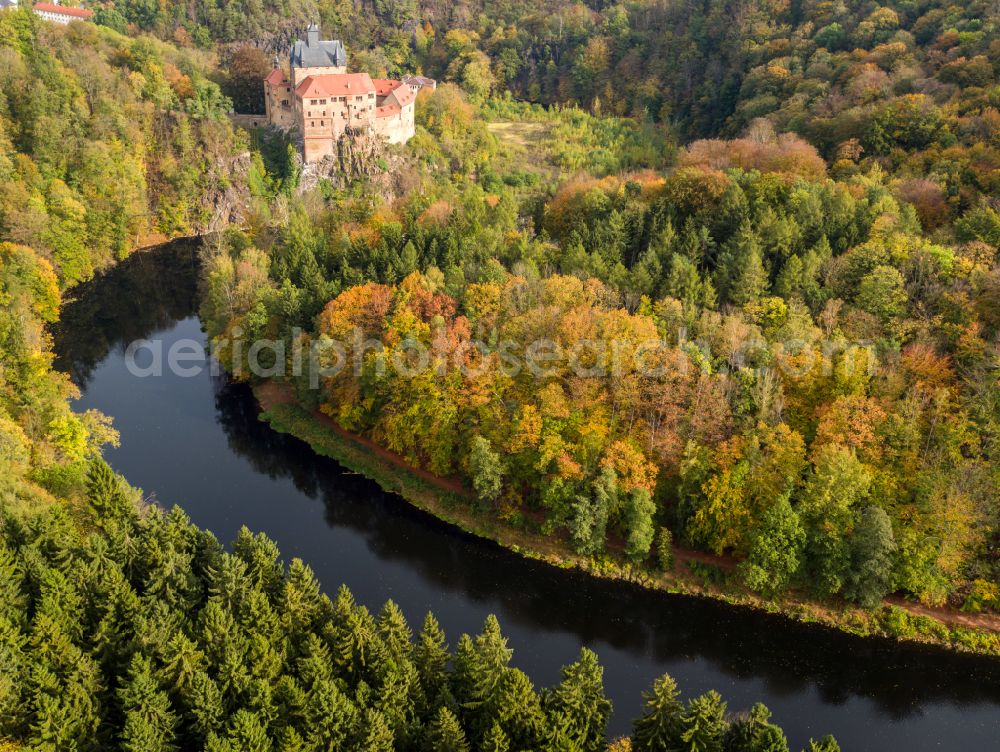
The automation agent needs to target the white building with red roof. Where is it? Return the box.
[402,75,437,93]
[263,24,418,163]
[32,1,92,24]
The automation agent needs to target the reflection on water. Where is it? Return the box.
[53,241,1000,749]
[56,240,201,390]
[214,374,1000,708]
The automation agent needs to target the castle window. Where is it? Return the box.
[356,95,363,102]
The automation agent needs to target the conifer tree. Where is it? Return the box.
[296,632,334,688]
[626,488,656,563]
[182,670,225,737]
[232,528,283,598]
[571,468,615,555]
[844,505,897,609]
[159,631,206,698]
[633,672,684,752]
[806,735,841,752]
[274,726,306,752]
[656,527,675,572]
[679,690,727,752]
[0,546,27,625]
[357,708,394,751]
[456,615,513,737]
[414,612,449,709]
[280,559,327,637]
[542,648,611,752]
[220,709,272,752]
[482,721,511,752]
[86,459,136,527]
[0,613,27,734]
[117,654,178,752]
[733,247,770,306]
[303,679,357,749]
[376,600,413,665]
[470,436,504,506]
[495,668,546,748]
[722,703,788,752]
[426,706,470,752]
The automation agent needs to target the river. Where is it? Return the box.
[53,239,1000,750]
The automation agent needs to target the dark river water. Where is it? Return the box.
[53,240,1000,750]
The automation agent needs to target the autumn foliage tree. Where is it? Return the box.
[224,45,272,115]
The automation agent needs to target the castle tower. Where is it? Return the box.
[289,23,348,86]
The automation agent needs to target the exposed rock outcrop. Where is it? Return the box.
[203,150,253,232]
[296,133,413,201]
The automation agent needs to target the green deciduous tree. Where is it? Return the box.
[740,497,805,596]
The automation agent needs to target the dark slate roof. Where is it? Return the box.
[290,26,347,69]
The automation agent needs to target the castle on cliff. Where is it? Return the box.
[264,24,434,163]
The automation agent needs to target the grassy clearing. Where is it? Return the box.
[487,120,552,149]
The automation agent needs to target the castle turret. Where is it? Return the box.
[289,23,348,85]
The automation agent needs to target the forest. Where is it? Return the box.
[1,0,999,748]
[201,77,1000,622]
[188,0,1000,623]
[0,8,246,520]
[0,459,839,751]
[0,11,843,752]
[98,0,1000,212]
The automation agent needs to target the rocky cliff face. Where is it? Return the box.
[336,132,387,177]
[203,151,253,232]
[297,133,413,201]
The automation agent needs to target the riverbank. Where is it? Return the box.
[254,381,1000,659]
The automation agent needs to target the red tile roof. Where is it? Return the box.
[372,79,404,97]
[265,68,287,85]
[376,103,401,117]
[33,2,93,17]
[295,73,375,99]
[389,85,416,108]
